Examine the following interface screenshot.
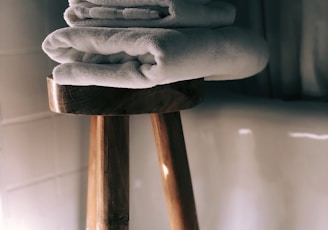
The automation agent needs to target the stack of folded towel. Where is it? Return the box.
[42,0,269,89]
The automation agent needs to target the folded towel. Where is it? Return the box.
[64,0,236,27]
[42,27,269,89]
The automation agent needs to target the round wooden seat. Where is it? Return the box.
[47,76,204,115]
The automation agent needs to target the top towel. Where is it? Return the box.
[65,0,236,27]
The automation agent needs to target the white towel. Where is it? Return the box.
[42,27,269,89]
[64,0,236,28]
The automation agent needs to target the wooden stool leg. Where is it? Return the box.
[151,112,199,230]
[87,115,130,230]
[87,116,98,230]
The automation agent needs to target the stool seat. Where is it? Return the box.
[47,76,204,115]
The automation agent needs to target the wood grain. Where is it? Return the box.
[95,116,130,230]
[87,116,98,230]
[151,112,199,230]
[47,77,204,115]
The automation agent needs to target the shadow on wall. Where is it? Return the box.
[217,0,328,100]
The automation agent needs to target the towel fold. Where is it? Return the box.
[42,27,269,89]
[64,0,236,28]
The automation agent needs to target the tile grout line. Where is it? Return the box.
[1,111,59,126]
[4,166,88,193]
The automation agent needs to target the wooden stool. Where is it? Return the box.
[47,77,204,230]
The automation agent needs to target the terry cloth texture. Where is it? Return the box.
[42,26,269,88]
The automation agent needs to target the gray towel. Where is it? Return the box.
[42,27,269,89]
[65,0,236,27]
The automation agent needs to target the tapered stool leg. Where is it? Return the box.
[87,116,98,230]
[151,112,199,230]
[87,116,130,230]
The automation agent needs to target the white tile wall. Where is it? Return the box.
[0,195,3,230]
[129,115,170,230]
[0,53,50,120]
[0,0,88,229]
[57,171,88,230]
[54,115,89,173]
[6,180,58,230]
[0,103,4,230]
[126,97,328,230]
[2,118,56,187]
[182,94,328,230]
